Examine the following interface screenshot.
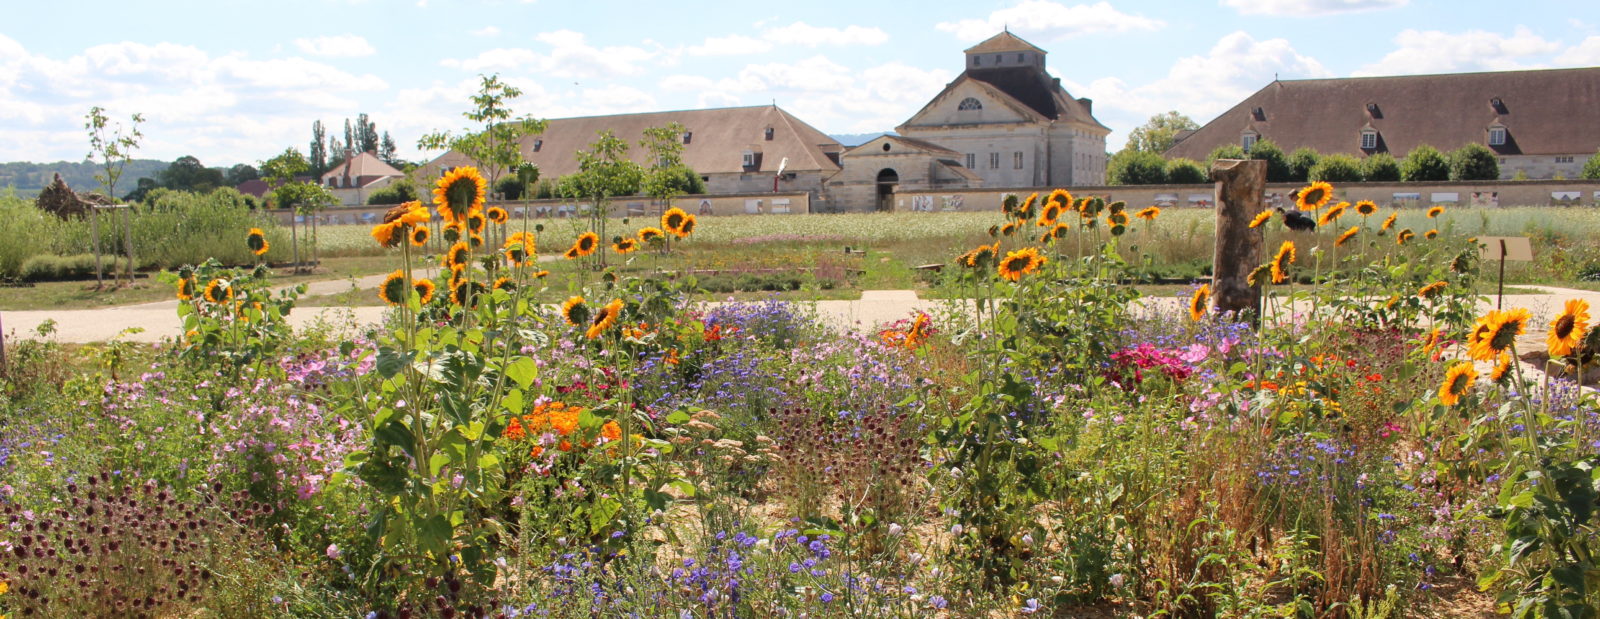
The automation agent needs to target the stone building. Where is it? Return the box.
[1164,67,1600,180]
[420,105,844,201]
[827,31,1111,210]
[321,151,405,205]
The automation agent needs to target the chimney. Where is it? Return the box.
[1077,97,1092,115]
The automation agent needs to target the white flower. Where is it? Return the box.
[887,523,903,537]
[1109,573,1126,587]
[950,524,963,536]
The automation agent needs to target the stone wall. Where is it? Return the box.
[892,179,1600,213]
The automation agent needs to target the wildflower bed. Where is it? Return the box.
[4,176,1600,617]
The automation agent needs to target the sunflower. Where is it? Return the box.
[441,222,464,243]
[996,247,1046,282]
[1048,222,1071,240]
[1381,212,1398,231]
[1421,328,1443,355]
[1490,352,1515,383]
[1467,307,1530,361]
[1037,201,1062,227]
[471,233,487,249]
[1249,210,1273,229]
[1017,193,1039,221]
[563,246,581,260]
[397,201,430,226]
[1107,200,1127,215]
[1354,200,1377,216]
[1547,299,1591,357]
[504,231,537,266]
[1246,264,1273,287]
[1271,241,1296,284]
[1427,205,1445,218]
[486,206,509,224]
[493,276,515,291]
[414,278,437,304]
[1317,202,1348,226]
[1417,281,1447,298]
[246,228,269,256]
[448,263,466,289]
[1108,211,1130,227]
[677,214,697,237]
[450,280,484,308]
[370,221,401,248]
[443,241,470,269]
[467,212,487,234]
[1425,229,1439,240]
[585,298,623,339]
[433,166,487,223]
[1048,188,1073,208]
[409,225,430,247]
[532,269,550,278]
[561,296,588,326]
[203,279,231,304]
[1000,221,1019,237]
[638,227,666,244]
[176,277,196,301]
[1438,362,1477,406]
[614,238,639,254]
[1335,226,1360,247]
[378,270,407,306]
[1396,229,1415,245]
[1296,181,1334,211]
[963,242,1001,268]
[572,232,599,257]
[661,207,689,234]
[1189,284,1211,322]
[1134,206,1161,221]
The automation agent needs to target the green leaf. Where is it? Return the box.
[505,356,537,390]
[429,452,451,477]
[376,347,411,379]
[665,410,691,425]
[589,496,622,535]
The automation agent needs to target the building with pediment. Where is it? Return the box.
[826,31,1111,210]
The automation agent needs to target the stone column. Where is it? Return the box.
[1210,159,1265,324]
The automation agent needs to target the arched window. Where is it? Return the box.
[957,97,983,111]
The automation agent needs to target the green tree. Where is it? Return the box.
[158,156,225,193]
[123,177,159,203]
[418,74,548,195]
[1287,147,1320,183]
[1400,144,1450,182]
[1309,153,1364,182]
[367,177,418,205]
[356,113,379,154]
[1124,111,1199,154]
[84,106,145,200]
[1106,149,1167,185]
[1360,152,1400,182]
[1246,139,1291,182]
[310,120,328,175]
[1582,149,1600,180]
[225,164,260,186]
[1206,144,1247,166]
[1449,143,1499,180]
[1164,158,1208,184]
[560,130,643,266]
[380,132,400,166]
[640,122,703,208]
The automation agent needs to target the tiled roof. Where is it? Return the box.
[321,151,402,182]
[425,105,843,178]
[964,31,1047,55]
[1165,67,1600,160]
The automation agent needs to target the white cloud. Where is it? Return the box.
[764,22,889,47]
[1063,31,1329,149]
[293,34,376,58]
[471,26,501,37]
[441,30,655,79]
[1219,0,1407,16]
[1352,27,1561,76]
[936,1,1162,42]
[687,35,772,57]
[1556,36,1600,66]
[660,56,950,132]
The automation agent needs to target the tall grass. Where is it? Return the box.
[0,189,51,279]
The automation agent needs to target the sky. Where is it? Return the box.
[2,0,1597,167]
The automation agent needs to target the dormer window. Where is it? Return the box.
[958,97,983,111]
[682,131,692,145]
[1488,126,1507,146]
[764,127,774,141]
[1360,129,1378,150]
[1365,103,1382,118]
[1251,106,1266,121]
[532,139,543,153]
[1490,97,1508,114]
[742,150,755,167]
[1241,131,1258,152]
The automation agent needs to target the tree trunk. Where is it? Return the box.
[1210,159,1265,325]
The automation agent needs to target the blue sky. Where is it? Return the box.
[2,0,1597,166]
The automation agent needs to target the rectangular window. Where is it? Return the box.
[989,153,999,169]
[742,151,755,167]
[1013,152,1023,169]
[1360,132,1377,149]
[1488,127,1506,146]
[1241,134,1257,152]
[1555,155,1574,163]
[965,153,976,169]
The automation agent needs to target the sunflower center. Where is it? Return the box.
[1555,315,1576,339]
[1304,189,1325,204]
[1490,321,1522,350]
[1448,374,1468,394]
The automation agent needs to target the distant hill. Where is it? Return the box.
[0,159,170,198]
[830,132,895,147]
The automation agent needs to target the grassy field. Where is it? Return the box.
[0,255,398,310]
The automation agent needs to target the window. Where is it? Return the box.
[682,131,692,145]
[965,153,976,168]
[1488,127,1506,146]
[989,153,999,169]
[1013,152,1023,169]
[972,55,980,66]
[742,151,755,167]
[764,127,774,141]
[957,97,983,111]
[1241,133,1257,152]
[532,139,543,152]
[1360,130,1377,150]
[1017,53,1025,62]
[1556,155,1575,164]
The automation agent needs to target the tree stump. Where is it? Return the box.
[1210,159,1265,325]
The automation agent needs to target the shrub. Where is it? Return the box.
[20,253,99,281]
[1584,149,1600,180]
[366,179,417,205]
[1165,158,1208,184]
[1206,144,1247,166]
[1361,152,1401,182]
[0,190,49,280]
[1309,153,1365,182]
[494,175,525,200]
[1287,147,1320,182]
[1400,144,1450,181]
[1248,139,1292,182]
[1108,150,1167,185]
[1449,143,1499,180]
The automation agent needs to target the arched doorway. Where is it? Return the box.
[875,168,898,212]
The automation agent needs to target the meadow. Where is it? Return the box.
[4,175,1600,617]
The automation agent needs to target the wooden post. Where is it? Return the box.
[122,207,133,283]
[92,208,103,288]
[1210,159,1266,325]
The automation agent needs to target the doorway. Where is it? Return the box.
[875,168,898,212]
